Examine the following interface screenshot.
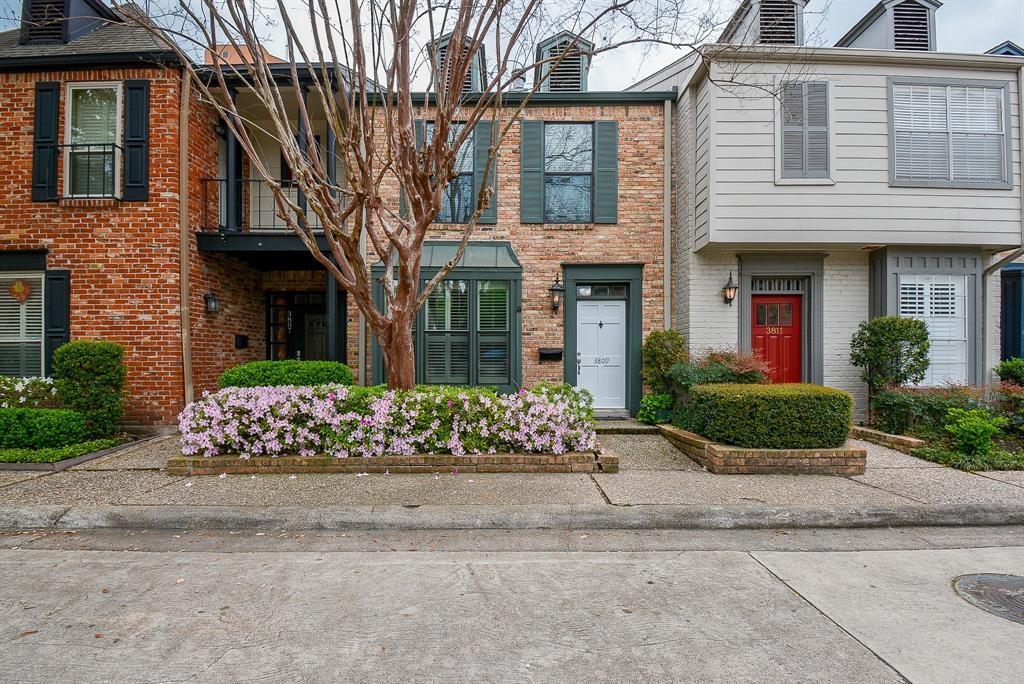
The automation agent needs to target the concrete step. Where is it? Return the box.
[595,419,659,435]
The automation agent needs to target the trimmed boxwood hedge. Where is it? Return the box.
[684,383,853,449]
[0,407,88,449]
[218,360,354,389]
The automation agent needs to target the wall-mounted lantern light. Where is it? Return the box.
[203,292,220,314]
[722,272,739,306]
[549,275,565,313]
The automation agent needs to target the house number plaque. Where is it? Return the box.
[8,279,31,304]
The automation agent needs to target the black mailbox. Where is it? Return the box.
[234,334,249,350]
[538,347,563,362]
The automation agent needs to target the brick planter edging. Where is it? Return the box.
[166,451,619,476]
[850,426,928,453]
[658,425,866,475]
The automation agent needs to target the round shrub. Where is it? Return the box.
[849,316,930,394]
[685,383,853,449]
[0,407,88,449]
[53,340,125,438]
[637,393,673,425]
[218,360,354,388]
[995,358,1024,386]
[641,330,688,393]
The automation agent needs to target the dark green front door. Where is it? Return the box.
[267,292,345,362]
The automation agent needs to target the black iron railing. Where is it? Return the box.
[57,143,123,199]
[200,177,322,232]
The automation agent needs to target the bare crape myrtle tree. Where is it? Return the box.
[125,0,725,389]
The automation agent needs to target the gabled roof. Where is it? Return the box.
[986,40,1024,57]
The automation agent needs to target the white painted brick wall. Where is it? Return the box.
[686,251,740,354]
[823,251,870,420]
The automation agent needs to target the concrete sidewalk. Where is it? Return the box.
[1,433,1023,530]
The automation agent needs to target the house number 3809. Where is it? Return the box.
[594,357,611,365]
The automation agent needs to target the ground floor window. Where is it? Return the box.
[0,272,44,377]
[898,273,968,385]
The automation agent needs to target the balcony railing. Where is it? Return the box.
[200,177,323,232]
[58,143,123,199]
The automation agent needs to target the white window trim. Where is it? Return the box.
[887,76,1013,190]
[63,81,123,199]
[0,271,45,378]
[774,79,836,186]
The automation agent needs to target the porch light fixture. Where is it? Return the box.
[722,272,739,306]
[203,292,220,314]
[549,275,565,313]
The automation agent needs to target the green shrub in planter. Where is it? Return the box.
[944,408,1007,457]
[849,316,930,395]
[686,383,853,449]
[667,350,769,398]
[637,393,673,425]
[0,407,87,449]
[872,386,984,440]
[53,340,125,438]
[641,330,688,393]
[219,360,354,389]
[995,358,1024,386]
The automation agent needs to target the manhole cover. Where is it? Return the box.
[952,574,1024,625]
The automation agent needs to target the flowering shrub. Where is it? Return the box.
[0,377,61,409]
[179,384,598,458]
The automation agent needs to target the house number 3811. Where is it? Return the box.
[765,327,783,334]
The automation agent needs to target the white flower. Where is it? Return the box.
[218,473,227,479]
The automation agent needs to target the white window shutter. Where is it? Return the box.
[898,274,968,385]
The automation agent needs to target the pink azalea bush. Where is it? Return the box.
[179,383,597,458]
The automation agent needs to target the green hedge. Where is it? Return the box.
[0,407,88,449]
[53,340,125,438]
[219,360,354,389]
[0,438,127,464]
[683,383,853,449]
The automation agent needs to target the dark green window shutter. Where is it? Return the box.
[43,269,70,376]
[473,120,497,224]
[593,120,618,223]
[32,82,60,202]
[519,120,544,223]
[122,80,150,201]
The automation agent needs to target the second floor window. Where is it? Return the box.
[65,83,121,198]
[780,81,830,180]
[544,123,593,222]
[426,122,474,223]
[891,81,1008,186]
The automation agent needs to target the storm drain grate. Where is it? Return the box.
[952,574,1024,625]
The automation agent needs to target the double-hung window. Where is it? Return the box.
[425,122,474,223]
[779,81,830,180]
[0,273,44,378]
[898,273,969,385]
[544,122,593,222]
[891,80,1010,187]
[65,83,122,198]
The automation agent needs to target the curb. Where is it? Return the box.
[1,503,1023,531]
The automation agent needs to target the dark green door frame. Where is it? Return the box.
[562,264,644,416]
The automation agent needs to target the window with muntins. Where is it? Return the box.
[66,83,121,197]
[425,122,474,223]
[0,272,44,378]
[898,273,968,385]
[780,81,829,179]
[892,82,1007,185]
[544,123,593,222]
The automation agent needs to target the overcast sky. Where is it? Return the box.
[595,0,1024,90]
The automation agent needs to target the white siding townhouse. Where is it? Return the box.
[631,0,1024,416]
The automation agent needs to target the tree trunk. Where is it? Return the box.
[380,313,417,390]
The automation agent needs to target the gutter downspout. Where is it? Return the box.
[981,64,1024,385]
[178,72,195,404]
[663,97,672,329]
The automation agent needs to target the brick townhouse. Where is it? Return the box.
[0,1,673,426]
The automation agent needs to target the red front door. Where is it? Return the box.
[751,295,802,383]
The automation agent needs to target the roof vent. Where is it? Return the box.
[536,32,593,93]
[20,0,68,45]
[758,0,799,45]
[429,34,485,95]
[892,0,931,50]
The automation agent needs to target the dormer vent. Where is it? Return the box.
[536,32,593,93]
[759,0,798,45]
[20,0,67,45]
[892,0,930,50]
[429,34,486,95]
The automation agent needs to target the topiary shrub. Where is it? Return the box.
[53,340,125,438]
[641,330,687,393]
[849,316,930,396]
[637,392,673,425]
[0,407,88,449]
[219,360,354,389]
[872,386,984,440]
[684,383,853,449]
[995,358,1024,386]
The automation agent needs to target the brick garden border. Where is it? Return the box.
[849,426,927,454]
[166,451,619,476]
[659,425,866,475]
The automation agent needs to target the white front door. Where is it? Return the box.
[576,300,627,410]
